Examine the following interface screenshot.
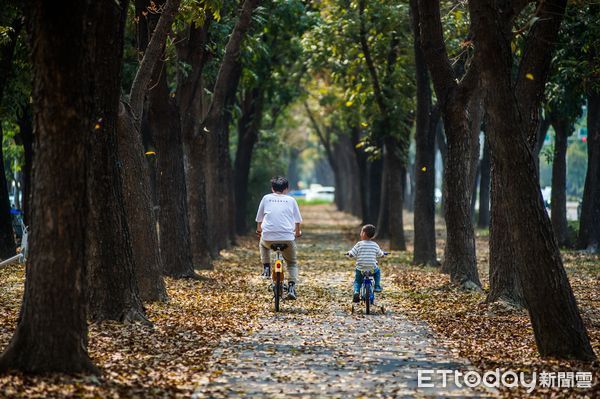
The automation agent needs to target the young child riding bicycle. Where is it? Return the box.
[346,224,384,303]
[255,176,303,300]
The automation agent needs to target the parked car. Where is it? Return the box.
[305,186,335,202]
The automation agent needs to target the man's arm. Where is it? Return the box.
[255,197,265,237]
[256,222,262,237]
[295,222,302,238]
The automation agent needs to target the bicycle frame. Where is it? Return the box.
[360,271,375,304]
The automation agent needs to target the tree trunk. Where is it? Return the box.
[486,158,525,307]
[578,88,600,252]
[148,61,198,279]
[200,0,261,252]
[16,107,33,225]
[86,0,151,321]
[177,23,213,266]
[234,87,263,235]
[351,127,370,224]
[381,137,406,250]
[477,136,490,228]
[0,0,98,373]
[117,104,167,302]
[533,116,551,175]
[473,0,595,360]
[439,96,482,289]
[0,125,16,259]
[550,117,570,247]
[135,0,198,279]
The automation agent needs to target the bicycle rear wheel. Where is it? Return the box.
[365,284,371,315]
[274,273,281,312]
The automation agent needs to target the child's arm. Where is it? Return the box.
[347,242,360,258]
[376,244,385,257]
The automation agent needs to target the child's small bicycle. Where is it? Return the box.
[270,243,288,312]
[346,252,388,315]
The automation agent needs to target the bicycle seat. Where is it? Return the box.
[270,243,288,251]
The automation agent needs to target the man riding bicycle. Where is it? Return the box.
[255,176,303,300]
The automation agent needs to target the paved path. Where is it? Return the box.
[194,205,495,398]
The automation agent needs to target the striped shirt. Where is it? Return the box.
[348,240,384,271]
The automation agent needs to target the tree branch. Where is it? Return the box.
[417,0,457,107]
[514,0,568,141]
[202,0,260,130]
[358,0,386,114]
[129,0,181,121]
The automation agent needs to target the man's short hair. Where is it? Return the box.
[271,176,289,192]
[362,224,376,238]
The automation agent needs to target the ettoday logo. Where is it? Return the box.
[417,369,594,393]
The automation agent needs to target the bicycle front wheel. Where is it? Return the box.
[365,284,371,315]
[274,273,281,312]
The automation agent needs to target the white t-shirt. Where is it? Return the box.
[255,193,303,241]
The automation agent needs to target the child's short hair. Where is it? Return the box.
[271,176,289,192]
[362,224,376,239]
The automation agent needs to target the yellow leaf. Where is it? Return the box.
[145,151,156,156]
[421,166,427,172]
[361,122,368,127]
[526,73,534,80]
[345,101,353,107]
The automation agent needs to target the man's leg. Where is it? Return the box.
[281,240,298,299]
[374,266,382,292]
[259,238,271,277]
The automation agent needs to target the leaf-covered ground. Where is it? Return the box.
[0,204,598,398]
[384,215,600,398]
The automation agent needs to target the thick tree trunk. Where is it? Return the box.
[473,0,595,360]
[200,0,260,252]
[234,87,263,235]
[380,137,406,250]
[486,159,525,307]
[550,118,570,247]
[117,104,167,302]
[578,90,600,252]
[0,125,16,259]
[136,0,198,279]
[366,153,383,225]
[148,63,198,279]
[0,0,98,373]
[87,0,150,321]
[439,98,482,289]
[477,136,490,228]
[177,23,213,266]
[351,128,370,224]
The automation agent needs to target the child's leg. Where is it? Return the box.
[374,266,382,291]
[353,269,363,293]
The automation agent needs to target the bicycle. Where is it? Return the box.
[270,243,288,312]
[347,252,388,315]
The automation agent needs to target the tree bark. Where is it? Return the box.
[86,0,152,321]
[378,137,406,250]
[0,0,98,373]
[550,116,570,247]
[177,22,213,266]
[200,0,260,252]
[16,107,33,225]
[140,0,198,279]
[418,0,482,289]
[234,87,263,235]
[578,90,600,251]
[486,158,525,307]
[0,125,16,259]
[117,103,167,302]
[472,0,596,360]
[477,136,490,228]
